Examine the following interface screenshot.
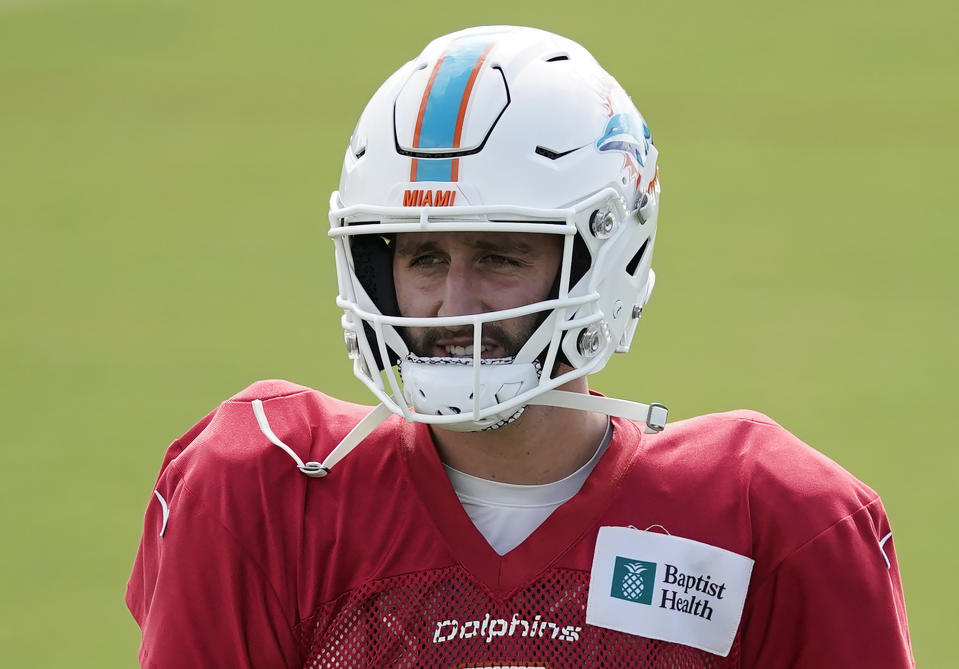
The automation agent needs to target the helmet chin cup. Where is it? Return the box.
[399,355,541,431]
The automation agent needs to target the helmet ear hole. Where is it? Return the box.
[361,321,399,371]
[546,233,591,301]
[350,234,399,317]
[350,234,401,371]
[542,233,592,371]
[569,234,592,292]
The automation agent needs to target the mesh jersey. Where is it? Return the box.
[127,380,914,668]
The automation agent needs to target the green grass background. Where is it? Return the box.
[1,0,955,666]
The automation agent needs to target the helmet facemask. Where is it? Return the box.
[330,184,657,431]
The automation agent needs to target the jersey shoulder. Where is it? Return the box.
[652,408,876,503]
[129,380,410,654]
[154,379,403,492]
[643,409,880,566]
[141,379,412,579]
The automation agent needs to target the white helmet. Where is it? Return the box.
[328,25,665,442]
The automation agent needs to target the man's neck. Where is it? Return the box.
[429,378,609,485]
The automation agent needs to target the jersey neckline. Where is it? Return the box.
[399,415,644,598]
[442,418,612,508]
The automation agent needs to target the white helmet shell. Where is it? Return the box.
[330,26,660,431]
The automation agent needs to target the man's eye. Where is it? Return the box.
[484,254,523,267]
[409,254,443,268]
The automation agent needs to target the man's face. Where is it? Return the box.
[392,231,563,359]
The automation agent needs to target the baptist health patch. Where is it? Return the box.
[586,526,754,657]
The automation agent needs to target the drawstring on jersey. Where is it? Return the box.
[251,399,392,478]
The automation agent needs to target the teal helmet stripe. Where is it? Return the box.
[412,30,505,182]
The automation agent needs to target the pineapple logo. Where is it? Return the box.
[611,557,657,605]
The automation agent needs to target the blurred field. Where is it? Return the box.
[1,0,955,666]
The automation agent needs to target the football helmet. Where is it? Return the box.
[327,26,664,453]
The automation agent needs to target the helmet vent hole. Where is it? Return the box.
[626,240,649,276]
[353,146,366,159]
[545,54,569,62]
[535,145,578,160]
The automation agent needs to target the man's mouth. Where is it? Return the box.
[407,323,530,360]
[443,344,488,357]
[434,342,500,358]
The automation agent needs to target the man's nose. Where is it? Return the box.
[436,263,486,317]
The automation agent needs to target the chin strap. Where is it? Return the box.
[526,390,668,434]
[252,393,666,479]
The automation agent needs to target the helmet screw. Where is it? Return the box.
[344,331,360,360]
[632,305,643,319]
[577,326,603,358]
[636,193,650,223]
[589,209,616,238]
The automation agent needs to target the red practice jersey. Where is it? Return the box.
[127,380,914,668]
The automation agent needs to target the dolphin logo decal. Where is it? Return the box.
[596,113,651,167]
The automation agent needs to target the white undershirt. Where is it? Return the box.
[444,420,612,555]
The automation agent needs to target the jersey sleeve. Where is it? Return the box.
[126,465,303,668]
[125,383,328,668]
[739,496,914,668]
